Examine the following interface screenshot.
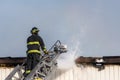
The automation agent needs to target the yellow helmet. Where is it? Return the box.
[31,27,39,34]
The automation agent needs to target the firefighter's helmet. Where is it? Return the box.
[31,27,39,34]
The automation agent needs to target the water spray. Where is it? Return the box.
[57,40,81,70]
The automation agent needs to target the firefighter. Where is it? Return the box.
[25,27,48,77]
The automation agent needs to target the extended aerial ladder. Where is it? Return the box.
[5,40,67,80]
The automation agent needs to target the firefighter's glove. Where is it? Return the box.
[44,50,48,54]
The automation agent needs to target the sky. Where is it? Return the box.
[0,0,120,57]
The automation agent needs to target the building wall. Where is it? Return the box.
[0,65,120,80]
[51,65,120,80]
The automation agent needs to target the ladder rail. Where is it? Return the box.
[48,40,61,51]
[44,63,57,80]
[5,65,20,80]
[5,59,26,80]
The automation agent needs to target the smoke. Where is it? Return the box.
[57,37,81,70]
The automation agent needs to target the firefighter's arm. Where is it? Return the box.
[39,36,48,54]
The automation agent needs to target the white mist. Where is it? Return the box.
[57,40,81,70]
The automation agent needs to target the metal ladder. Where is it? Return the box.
[5,40,67,80]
